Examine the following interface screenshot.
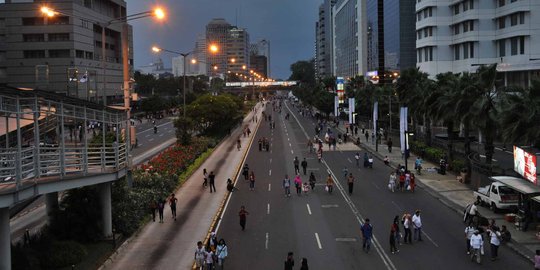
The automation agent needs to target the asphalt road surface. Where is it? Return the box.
[217,100,531,270]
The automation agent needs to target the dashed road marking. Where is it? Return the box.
[268,183,271,191]
[149,138,154,142]
[315,233,323,249]
[321,204,339,208]
[265,233,269,249]
[291,150,294,154]
[267,203,270,215]
[145,134,150,138]
[336,238,357,242]
[391,201,403,211]
[269,169,272,176]
[422,230,439,248]
[306,204,312,215]
[347,158,353,163]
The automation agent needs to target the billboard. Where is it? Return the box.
[336,77,345,104]
[514,146,537,184]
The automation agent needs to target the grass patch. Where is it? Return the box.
[59,241,114,270]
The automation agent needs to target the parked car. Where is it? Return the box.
[474,182,519,213]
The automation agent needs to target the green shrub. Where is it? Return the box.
[40,241,87,268]
[450,159,466,173]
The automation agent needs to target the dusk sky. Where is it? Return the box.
[128,0,321,80]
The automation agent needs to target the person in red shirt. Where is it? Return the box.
[410,173,416,192]
[399,173,406,192]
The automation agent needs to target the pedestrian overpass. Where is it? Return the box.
[223,81,297,95]
[0,86,130,269]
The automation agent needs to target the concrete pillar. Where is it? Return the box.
[99,182,112,238]
[0,207,11,270]
[45,192,59,216]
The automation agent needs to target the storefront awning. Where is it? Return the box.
[492,176,540,195]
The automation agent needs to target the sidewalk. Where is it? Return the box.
[334,124,539,263]
[100,102,265,270]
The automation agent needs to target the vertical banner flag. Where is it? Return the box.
[334,95,339,117]
[400,107,408,153]
[350,98,356,124]
[348,98,354,124]
[373,102,378,142]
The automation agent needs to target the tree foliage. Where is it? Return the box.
[186,94,243,136]
[289,59,316,87]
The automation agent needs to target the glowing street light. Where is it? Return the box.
[209,44,219,53]
[154,8,166,20]
[151,46,161,53]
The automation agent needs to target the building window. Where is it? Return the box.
[429,47,433,61]
[511,14,518,26]
[454,5,460,15]
[429,8,432,17]
[84,0,92,8]
[499,39,506,57]
[81,19,91,29]
[499,0,505,7]
[470,21,474,31]
[418,50,422,63]
[417,31,422,40]
[417,13,421,22]
[76,50,84,58]
[511,37,518,55]
[454,25,460,35]
[85,51,93,59]
[48,33,70,41]
[22,17,44,26]
[519,12,525,24]
[428,27,433,36]
[470,42,474,58]
[49,49,70,58]
[424,28,428,37]
[424,48,429,62]
[463,44,469,59]
[520,36,525,54]
[23,50,45,58]
[454,45,460,60]
[463,22,469,32]
[464,1,469,11]
[498,17,505,29]
[23,34,44,42]
[470,0,474,9]
[47,16,69,25]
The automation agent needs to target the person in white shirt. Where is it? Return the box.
[389,172,396,192]
[468,202,478,225]
[194,241,207,269]
[402,214,412,244]
[464,223,476,254]
[470,230,483,264]
[488,227,501,261]
[412,210,423,241]
[205,247,215,269]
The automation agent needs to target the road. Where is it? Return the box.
[217,100,531,269]
[9,118,177,242]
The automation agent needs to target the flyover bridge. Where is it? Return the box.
[0,86,130,269]
[223,80,297,95]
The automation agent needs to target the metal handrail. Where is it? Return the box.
[0,143,127,184]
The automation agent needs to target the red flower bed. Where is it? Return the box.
[140,139,207,176]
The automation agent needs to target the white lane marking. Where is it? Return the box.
[371,182,381,190]
[149,138,154,142]
[422,230,439,248]
[306,204,312,215]
[391,201,403,211]
[168,130,173,133]
[145,134,150,138]
[288,137,290,141]
[269,169,272,176]
[265,233,269,249]
[267,203,270,215]
[347,158,353,163]
[283,102,396,270]
[479,155,498,162]
[321,204,339,208]
[335,238,357,242]
[159,133,164,137]
[315,233,323,249]
[270,158,272,163]
[268,183,271,191]
[291,150,294,154]
[138,144,143,147]
[289,143,292,147]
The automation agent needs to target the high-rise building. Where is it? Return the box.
[0,0,133,103]
[316,0,336,79]
[250,54,267,78]
[227,27,250,75]
[332,0,368,78]
[193,34,207,76]
[250,39,270,77]
[206,18,232,76]
[416,0,540,87]
[366,0,416,73]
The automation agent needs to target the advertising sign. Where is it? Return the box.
[336,77,345,104]
[514,146,537,184]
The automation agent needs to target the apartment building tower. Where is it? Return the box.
[416,0,540,87]
[0,0,133,103]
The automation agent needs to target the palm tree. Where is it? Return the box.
[469,64,502,164]
[433,72,461,163]
[499,79,540,148]
[454,72,478,172]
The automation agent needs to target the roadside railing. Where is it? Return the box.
[0,144,127,184]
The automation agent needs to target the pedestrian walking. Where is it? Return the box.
[342,167,349,179]
[347,173,355,195]
[169,193,177,221]
[149,200,157,222]
[399,173,405,192]
[300,258,309,270]
[488,226,501,261]
[326,173,334,194]
[470,230,483,264]
[361,219,373,253]
[392,215,402,246]
[239,206,249,231]
[203,168,208,188]
[465,222,475,255]
[283,174,291,197]
[387,137,393,153]
[209,171,216,193]
[388,172,396,192]
[249,171,255,191]
[412,210,423,241]
[317,148,323,163]
[242,164,249,180]
[204,246,214,270]
[534,250,540,270]
[355,152,360,167]
[390,222,399,254]
[309,172,316,190]
[294,174,302,195]
[237,138,241,151]
[284,252,294,270]
[157,199,165,223]
[194,241,207,270]
[403,213,412,244]
[293,157,300,174]
[301,158,308,175]
[258,138,263,151]
[216,239,228,269]
[410,173,416,192]
[307,139,313,153]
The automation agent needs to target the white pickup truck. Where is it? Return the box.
[474,182,519,213]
